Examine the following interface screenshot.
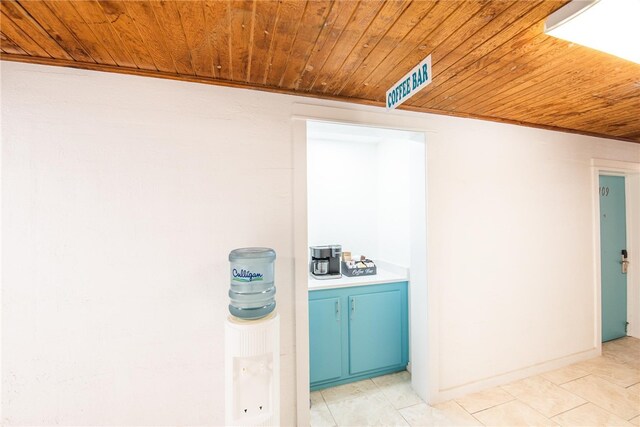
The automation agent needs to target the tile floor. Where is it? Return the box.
[310,336,640,426]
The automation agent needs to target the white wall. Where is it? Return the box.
[377,139,413,267]
[2,62,640,425]
[425,123,640,395]
[1,63,299,426]
[306,136,380,258]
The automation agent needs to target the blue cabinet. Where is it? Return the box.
[309,297,343,384]
[309,282,408,390]
[349,290,403,375]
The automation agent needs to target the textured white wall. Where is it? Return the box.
[424,121,640,392]
[1,63,298,426]
[2,61,640,425]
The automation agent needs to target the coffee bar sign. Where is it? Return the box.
[386,55,432,110]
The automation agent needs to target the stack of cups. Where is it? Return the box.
[228,247,276,320]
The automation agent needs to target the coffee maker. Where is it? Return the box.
[309,245,342,279]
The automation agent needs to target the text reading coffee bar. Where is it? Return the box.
[386,55,432,110]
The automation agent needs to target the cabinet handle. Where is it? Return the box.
[351,298,355,320]
[335,300,340,321]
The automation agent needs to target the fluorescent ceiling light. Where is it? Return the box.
[545,0,640,64]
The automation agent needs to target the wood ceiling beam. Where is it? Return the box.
[149,0,195,76]
[307,0,386,92]
[481,52,637,119]
[201,0,232,80]
[263,0,307,86]
[409,0,547,108]
[43,0,118,66]
[295,0,361,91]
[1,0,72,60]
[321,0,412,95]
[247,0,279,84]
[341,1,459,97]
[122,1,176,72]
[498,82,640,127]
[67,0,137,68]
[355,1,480,100]
[0,32,27,55]
[0,10,51,57]
[279,0,333,89]
[432,32,556,111]
[174,1,213,78]
[17,0,95,62]
[461,43,596,114]
[97,1,157,71]
[227,0,254,82]
[332,0,437,96]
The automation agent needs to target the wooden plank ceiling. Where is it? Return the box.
[1,0,639,143]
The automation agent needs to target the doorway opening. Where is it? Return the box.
[293,117,429,424]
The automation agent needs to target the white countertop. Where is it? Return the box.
[308,261,409,291]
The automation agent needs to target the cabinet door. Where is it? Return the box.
[348,290,402,375]
[309,297,343,384]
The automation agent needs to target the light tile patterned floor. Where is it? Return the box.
[310,336,640,426]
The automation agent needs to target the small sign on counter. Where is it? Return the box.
[342,259,377,277]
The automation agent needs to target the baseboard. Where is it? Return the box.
[429,347,600,404]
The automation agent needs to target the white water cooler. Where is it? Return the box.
[225,312,280,426]
[225,247,280,426]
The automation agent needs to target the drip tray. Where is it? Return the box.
[310,273,342,280]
